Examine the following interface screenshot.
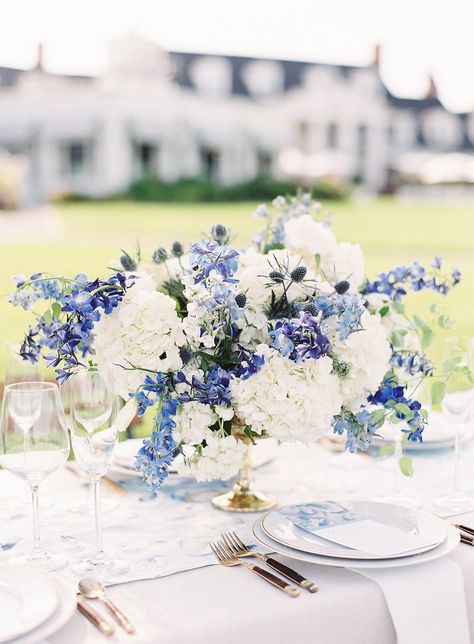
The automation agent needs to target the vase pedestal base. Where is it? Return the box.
[211,485,276,513]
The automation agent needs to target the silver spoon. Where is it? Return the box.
[78,578,135,634]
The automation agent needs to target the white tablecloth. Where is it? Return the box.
[1,441,474,644]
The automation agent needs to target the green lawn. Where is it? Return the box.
[1,197,473,380]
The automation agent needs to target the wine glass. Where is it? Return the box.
[70,370,129,577]
[0,382,70,570]
[434,337,474,514]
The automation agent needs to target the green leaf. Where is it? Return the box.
[43,310,51,326]
[413,315,425,328]
[443,357,461,373]
[394,402,414,418]
[393,301,405,314]
[399,456,414,477]
[314,253,321,269]
[264,242,285,254]
[379,305,390,317]
[437,314,452,330]
[51,302,62,318]
[370,409,386,423]
[421,327,434,349]
[431,381,446,406]
[379,443,395,458]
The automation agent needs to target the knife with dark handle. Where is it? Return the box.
[247,563,300,597]
[254,553,318,592]
[456,523,474,537]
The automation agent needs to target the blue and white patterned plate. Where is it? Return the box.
[261,500,447,560]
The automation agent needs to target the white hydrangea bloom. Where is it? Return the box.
[137,257,186,290]
[284,215,337,265]
[173,402,218,445]
[284,216,364,292]
[176,431,247,481]
[93,274,186,398]
[232,345,343,443]
[322,242,365,292]
[334,311,391,411]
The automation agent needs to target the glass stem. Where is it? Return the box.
[92,478,104,556]
[454,430,461,492]
[30,484,41,553]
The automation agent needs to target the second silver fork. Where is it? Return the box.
[210,540,300,597]
[221,531,318,593]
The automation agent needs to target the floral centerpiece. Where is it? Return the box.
[10,193,461,510]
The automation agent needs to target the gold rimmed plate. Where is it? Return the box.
[261,501,447,560]
[252,518,459,569]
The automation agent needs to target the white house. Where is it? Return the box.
[0,36,472,205]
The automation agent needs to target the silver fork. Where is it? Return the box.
[209,540,300,597]
[221,531,318,593]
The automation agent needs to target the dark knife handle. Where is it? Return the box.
[457,524,474,537]
[249,563,300,597]
[264,556,319,592]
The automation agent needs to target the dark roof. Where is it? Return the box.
[0,65,91,88]
[0,66,24,87]
[384,86,443,111]
[0,53,457,117]
[169,51,363,96]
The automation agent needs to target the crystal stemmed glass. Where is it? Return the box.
[70,370,129,577]
[0,382,70,570]
[434,337,474,514]
[1,345,53,519]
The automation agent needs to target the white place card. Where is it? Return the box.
[313,518,438,557]
[278,502,438,557]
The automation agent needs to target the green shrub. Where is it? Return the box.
[125,176,350,203]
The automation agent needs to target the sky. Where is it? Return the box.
[0,0,473,113]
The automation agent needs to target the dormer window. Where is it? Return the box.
[190,57,231,96]
[242,60,284,97]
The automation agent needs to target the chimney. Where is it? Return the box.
[426,76,437,99]
[373,44,381,69]
[35,44,44,71]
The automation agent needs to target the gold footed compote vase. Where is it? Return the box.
[212,437,276,512]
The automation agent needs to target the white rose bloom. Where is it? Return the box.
[284,215,337,265]
[321,242,364,292]
[233,345,343,443]
[173,402,218,445]
[93,275,186,398]
[176,431,246,481]
[334,311,391,410]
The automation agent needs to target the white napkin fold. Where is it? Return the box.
[352,557,470,644]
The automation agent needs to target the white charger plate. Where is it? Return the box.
[0,565,58,642]
[253,519,460,569]
[10,577,76,644]
[262,501,447,560]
